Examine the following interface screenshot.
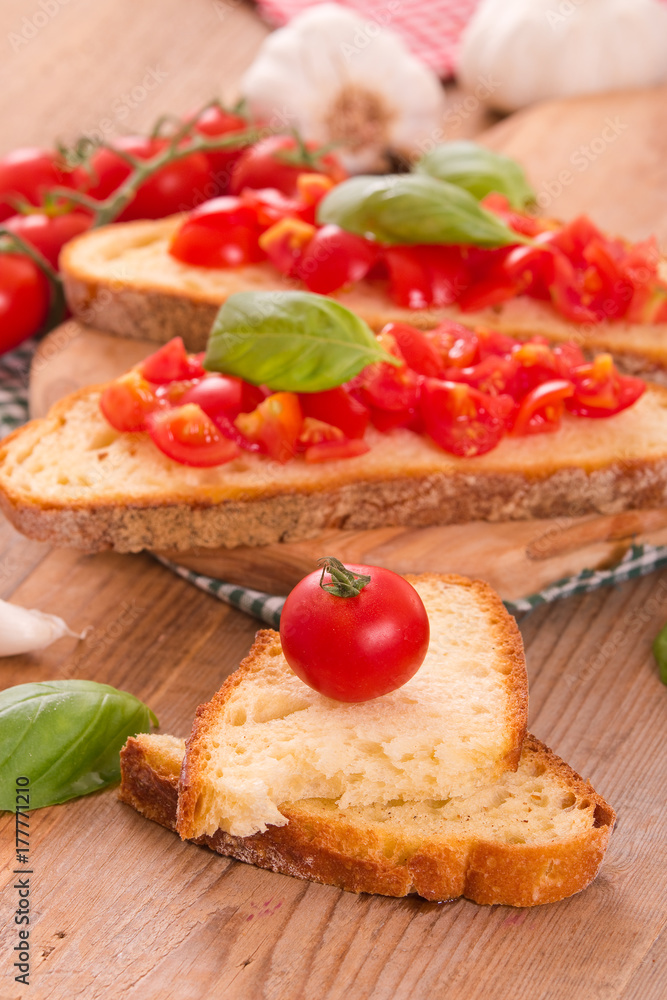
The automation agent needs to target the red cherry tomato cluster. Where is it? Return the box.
[0,118,348,357]
[279,558,430,702]
[169,188,667,325]
[99,327,645,466]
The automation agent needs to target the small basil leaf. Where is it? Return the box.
[204,290,400,392]
[0,680,158,811]
[317,174,526,248]
[652,623,667,685]
[415,141,536,210]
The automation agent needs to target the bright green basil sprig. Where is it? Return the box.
[0,680,158,810]
[317,174,526,248]
[204,290,400,392]
[415,141,536,210]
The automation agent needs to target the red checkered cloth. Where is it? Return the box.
[253,0,481,78]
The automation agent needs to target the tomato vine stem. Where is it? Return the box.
[317,556,371,598]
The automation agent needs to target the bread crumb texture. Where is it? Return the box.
[178,576,527,839]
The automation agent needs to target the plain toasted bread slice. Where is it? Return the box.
[176,575,528,839]
[3,380,667,553]
[119,730,614,906]
[61,216,667,378]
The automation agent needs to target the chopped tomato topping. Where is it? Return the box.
[100,325,647,467]
[235,392,303,463]
[420,380,510,458]
[148,404,241,467]
[511,380,574,435]
[100,370,160,432]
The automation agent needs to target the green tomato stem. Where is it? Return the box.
[318,556,371,598]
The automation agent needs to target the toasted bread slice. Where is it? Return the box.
[61,216,667,378]
[176,575,528,839]
[119,730,614,906]
[3,380,667,553]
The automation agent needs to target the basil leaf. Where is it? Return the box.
[205,290,399,392]
[0,680,158,811]
[652,623,667,685]
[317,174,526,248]
[415,142,535,210]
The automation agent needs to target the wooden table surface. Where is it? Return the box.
[1,4,666,999]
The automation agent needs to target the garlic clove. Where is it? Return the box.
[0,599,86,657]
[240,4,446,174]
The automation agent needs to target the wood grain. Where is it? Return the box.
[1,3,666,999]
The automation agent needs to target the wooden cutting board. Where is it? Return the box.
[481,84,667,248]
[30,324,667,601]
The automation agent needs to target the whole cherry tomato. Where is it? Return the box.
[0,253,50,353]
[279,558,430,702]
[4,211,91,268]
[0,148,83,222]
[192,106,250,194]
[230,135,346,197]
[82,136,211,220]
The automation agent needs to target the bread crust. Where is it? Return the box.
[120,731,614,907]
[60,217,667,377]
[3,383,667,554]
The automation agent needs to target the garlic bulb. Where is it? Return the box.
[458,0,667,113]
[240,4,446,173]
[0,599,85,657]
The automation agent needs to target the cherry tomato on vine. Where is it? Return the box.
[0,253,50,354]
[230,135,346,198]
[279,558,430,702]
[192,106,250,193]
[0,148,83,222]
[4,211,91,268]
[82,136,211,220]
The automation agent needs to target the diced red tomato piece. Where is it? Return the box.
[381,323,444,378]
[148,403,241,467]
[552,342,587,376]
[360,362,421,431]
[502,244,556,297]
[259,217,316,276]
[180,374,245,420]
[304,438,370,463]
[476,327,519,360]
[383,245,470,309]
[480,193,544,237]
[235,392,303,462]
[139,338,205,384]
[511,379,574,435]
[298,416,344,446]
[445,355,519,397]
[420,379,510,457]
[298,386,369,439]
[169,197,265,268]
[297,225,378,294]
[565,354,645,417]
[100,371,160,432]
[426,321,480,369]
